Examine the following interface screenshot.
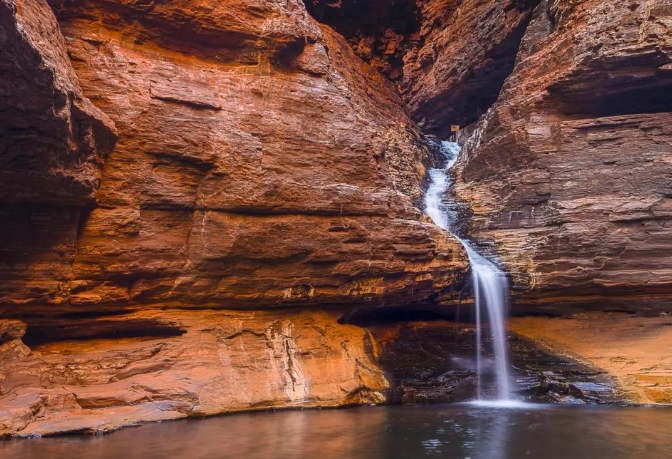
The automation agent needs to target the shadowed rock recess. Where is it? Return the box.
[2,0,672,437]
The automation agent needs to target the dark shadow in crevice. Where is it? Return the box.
[551,81,672,119]
[302,0,420,81]
[22,317,185,347]
[341,302,479,327]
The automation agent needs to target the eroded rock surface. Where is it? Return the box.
[303,0,421,81]
[0,312,387,436]
[511,312,672,404]
[0,0,469,436]
[0,0,117,205]
[368,320,621,405]
[446,0,672,307]
[0,0,468,310]
[402,0,540,135]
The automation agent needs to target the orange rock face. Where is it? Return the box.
[402,0,539,135]
[0,0,117,205]
[7,0,670,437]
[0,311,388,436]
[511,313,672,404]
[454,0,672,308]
[0,0,468,436]
[0,0,467,311]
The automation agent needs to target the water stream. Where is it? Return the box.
[424,141,512,402]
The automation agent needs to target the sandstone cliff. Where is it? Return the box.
[0,0,117,206]
[403,0,539,135]
[1,311,389,436]
[1,0,466,312]
[0,0,468,436]
[456,0,672,308]
[404,0,672,309]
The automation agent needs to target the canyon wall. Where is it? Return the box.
[403,0,539,135]
[1,0,467,313]
[1,311,388,436]
[4,0,672,437]
[403,0,672,310]
[0,0,469,436]
[456,0,672,308]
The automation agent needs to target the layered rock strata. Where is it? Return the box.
[0,312,387,436]
[1,0,467,311]
[410,0,672,308]
[0,0,117,205]
[0,0,469,436]
[303,0,421,81]
[402,0,540,135]
[511,312,672,404]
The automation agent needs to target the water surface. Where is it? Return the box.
[4,404,672,459]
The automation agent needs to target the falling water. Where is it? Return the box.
[424,141,512,402]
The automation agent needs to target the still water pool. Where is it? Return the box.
[3,404,672,459]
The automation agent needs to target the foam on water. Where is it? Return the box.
[466,399,542,409]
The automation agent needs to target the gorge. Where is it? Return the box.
[1,0,672,449]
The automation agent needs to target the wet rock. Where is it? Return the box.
[368,322,478,403]
[511,313,672,404]
[367,320,621,405]
[509,333,622,404]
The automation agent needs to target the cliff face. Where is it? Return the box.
[1,311,388,436]
[0,0,117,206]
[402,0,540,135]
[1,0,467,311]
[3,0,672,437]
[457,0,672,307]
[405,0,672,309]
[0,0,469,436]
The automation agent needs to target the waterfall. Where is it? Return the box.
[424,141,512,402]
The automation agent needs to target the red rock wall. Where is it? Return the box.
[0,0,118,311]
[0,0,468,312]
[6,0,671,437]
[0,0,468,436]
[1,311,388,436]
[449,0,672,308]
[0,0,117,205]
[402,0,539,135]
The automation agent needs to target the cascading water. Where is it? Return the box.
[424,141,512,402]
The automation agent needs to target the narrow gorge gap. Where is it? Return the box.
[302,0,421,81]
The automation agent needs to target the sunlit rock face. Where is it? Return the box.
[4,0,671,438]
[0,312,387,437]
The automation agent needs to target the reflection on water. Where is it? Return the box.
[4,404,672,459]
